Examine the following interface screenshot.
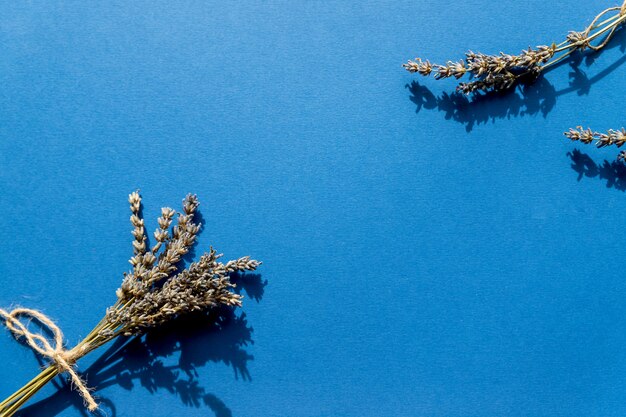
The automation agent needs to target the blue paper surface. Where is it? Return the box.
[2,1,626,416]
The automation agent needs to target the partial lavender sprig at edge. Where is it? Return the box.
[404,2,626,160]
[565,127,626,161]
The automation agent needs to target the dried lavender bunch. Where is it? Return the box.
[0,192,260,416]
[404,2,626,94]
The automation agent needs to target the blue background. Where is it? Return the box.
[1,1,626,416]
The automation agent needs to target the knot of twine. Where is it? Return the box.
[0,308,98,411]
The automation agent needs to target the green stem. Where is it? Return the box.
[545,13,626,72]
[0,366,55,409]
[553,11,626,53]
[0,303,125,416]
[1,368,58,417]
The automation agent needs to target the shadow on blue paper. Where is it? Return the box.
[15,272,267,417]
[406,26,626,132]
[567,148,626,191]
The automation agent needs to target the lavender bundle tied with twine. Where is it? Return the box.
[0,192,261,416]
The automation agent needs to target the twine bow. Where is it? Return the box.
[0,308,98,411]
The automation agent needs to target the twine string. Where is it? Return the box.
[580,3,626,51]
[0,308,98,412]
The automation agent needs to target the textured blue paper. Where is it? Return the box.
[2,1,626,416]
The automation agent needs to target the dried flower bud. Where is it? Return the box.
[130,215,143,228]
[564,126,594,144]
[161,207,175,219]
[128,191,141,214]
[154,229,168,242]
[142,252,156,268]
[610,128,626,147]
[183,194,199,215]
[566,31,590,50]
[402,58,433,76]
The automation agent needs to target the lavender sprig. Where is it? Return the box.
[565,126,626,150]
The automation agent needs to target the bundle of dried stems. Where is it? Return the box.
[404,1,626,159]
[404,1,626,94]
[0,192,260,416]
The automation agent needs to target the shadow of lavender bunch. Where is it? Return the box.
[406,76,557,132]
[406,26,626,132]
[15,273,267,417]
